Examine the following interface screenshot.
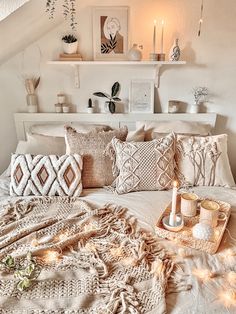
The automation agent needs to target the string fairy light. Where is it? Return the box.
[43,250,60,264]
[198,0,204,37]
[219,289,236,308]
[227,271,236,286]
[192,268,214,281]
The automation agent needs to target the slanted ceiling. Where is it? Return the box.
[0,0,63,65]
[0,0,30,21]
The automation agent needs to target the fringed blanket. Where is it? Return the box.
[0,198,189,313]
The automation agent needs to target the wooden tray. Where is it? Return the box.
[155,196,231,254]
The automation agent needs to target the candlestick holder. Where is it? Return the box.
[158,53,165,61]
[149,53,158,61]
[162,214,184,232]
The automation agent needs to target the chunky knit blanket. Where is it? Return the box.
[0,197,189,313]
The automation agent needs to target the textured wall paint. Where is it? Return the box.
[0,0,236,178]
[0,0,30,21]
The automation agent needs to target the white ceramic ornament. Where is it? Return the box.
[192,222,213,241]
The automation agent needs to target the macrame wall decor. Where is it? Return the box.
[46,0,77,30]
[198,0,204,36]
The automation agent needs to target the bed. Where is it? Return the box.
[0,113,235,313]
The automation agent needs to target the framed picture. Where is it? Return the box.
[129,80,155,113]
[92,6,130,61]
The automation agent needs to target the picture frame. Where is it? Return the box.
[92,6,130,61]
[129,80,155,113]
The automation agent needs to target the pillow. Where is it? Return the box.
[16,133,66,156]
[110,133,176,194]
[126,126,145,142]
[10,154,83,197]
[175,134,235,187]
[136,120,212,141]
[65,126,128,188]
[31,123,112,137]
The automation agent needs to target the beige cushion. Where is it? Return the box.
[136,120,212,141]
[126,126,145,142]
[175,134,235,187]
[31,123,112,137]
[65,126,128,188]
[16,133,66,156]
[110,133,176,194]
[10,154,83,197]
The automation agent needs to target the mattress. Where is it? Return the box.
[0,173,236,313]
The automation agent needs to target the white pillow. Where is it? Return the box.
[136,120,212,141]
[16,133,66,156]
[175,134,235,187]
[30,123,112,137]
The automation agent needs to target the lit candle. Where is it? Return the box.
[169,181,178,226]
[153,20,157,53]
[161,20,164,54]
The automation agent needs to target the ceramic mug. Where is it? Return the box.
[200,200,224,227]
[181,193,199,217]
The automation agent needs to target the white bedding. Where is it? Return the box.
[0,173,236,313]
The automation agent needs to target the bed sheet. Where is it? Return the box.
[0,173,236,313]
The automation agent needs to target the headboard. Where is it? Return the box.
[14,113,217,141]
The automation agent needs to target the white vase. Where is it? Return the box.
[128,44,142,61]
[27,94,38,113]
[62,41,78,54]
[169,38,181,61]
[189,104,200,113]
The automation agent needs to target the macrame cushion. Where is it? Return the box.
[110,133,176,194]
[10,154,83,197]
[175,134,235,187]
[65,126,128,188]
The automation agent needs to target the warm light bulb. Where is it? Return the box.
[154,19,157,25]
[57,232,69,242]
[161,20,164,26]
[227,271,236,285]
[192,268,214,281]
[44,251,60,263]
[31,239,38,247]
[220,289,236,307]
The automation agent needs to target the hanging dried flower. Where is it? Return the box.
[198,0,204,36]
[46,0,77,30]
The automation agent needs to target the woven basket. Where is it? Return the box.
[155,196,231,254]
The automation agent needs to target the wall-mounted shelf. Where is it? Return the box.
[47,60,186,89]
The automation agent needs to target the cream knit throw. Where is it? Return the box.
[0,198,189,313]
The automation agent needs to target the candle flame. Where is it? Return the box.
[173,181,178,188]
[161,20,164,25]
[154,19,157,25]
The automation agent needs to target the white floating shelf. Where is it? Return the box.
[47,60,186,88]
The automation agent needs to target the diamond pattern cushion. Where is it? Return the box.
[10,154,83,197]
[110,133,176,194]
[65,126,128,188]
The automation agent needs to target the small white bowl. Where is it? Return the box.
[162,214,184,232]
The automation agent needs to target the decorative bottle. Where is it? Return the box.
[128,44,143,61]
[169,39,181,61]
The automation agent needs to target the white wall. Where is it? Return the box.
[0,0,236,177]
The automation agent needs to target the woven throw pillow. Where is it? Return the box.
[175,134,235,187]
[10,154,83,197]
[65,126,128,188]
[110,133,176,194]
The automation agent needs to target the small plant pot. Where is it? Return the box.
[189,104,200,113]
[104,101,116,114]
[62,41,78,54]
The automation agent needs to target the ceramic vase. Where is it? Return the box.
[169,39,181,61]
[128,44,143,61]
[27,94,38,113]
[189,103,200,113]
[62,41,78,54]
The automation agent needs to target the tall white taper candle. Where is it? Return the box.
[161,20,164,54]
[153,20,157,53]
[169,181,178,226]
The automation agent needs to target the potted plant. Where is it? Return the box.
[93,82,121,114]
[190,87,209,113]
[62,34,78,54]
